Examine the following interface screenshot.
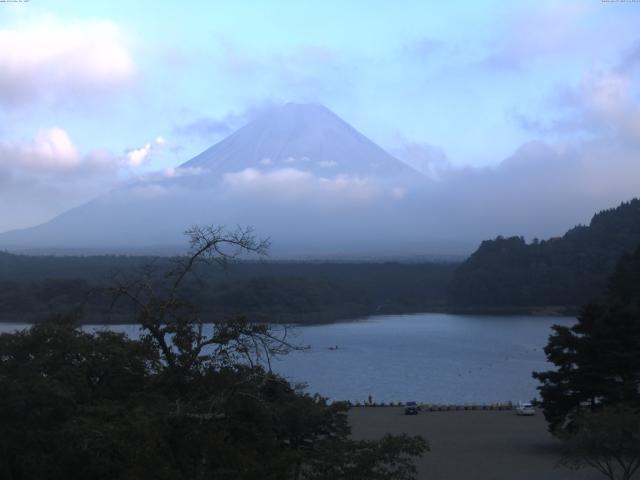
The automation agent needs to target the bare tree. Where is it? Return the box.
[107,225,295,379]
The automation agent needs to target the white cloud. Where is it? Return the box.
[125,136,171,167]
[259,158,273,165]
[0,127,80,171]
[224,167,310,190]
[0,17,135,106]
[162,166,209,178]
[0,128,171,180]
[318,160,338,168]
[126,143,151,167]
[223,167,377,201]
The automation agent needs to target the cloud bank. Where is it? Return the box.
[0,17,135,107]
[0,128,170,232]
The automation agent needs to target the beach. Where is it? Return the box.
[349,408,601,480]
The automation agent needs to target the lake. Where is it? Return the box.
[0,313,575,404]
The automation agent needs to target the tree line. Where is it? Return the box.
[2,198,640,324]
[0,252,455,324]
[449,199,640,309]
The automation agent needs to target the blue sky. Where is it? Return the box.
[1,0,639,232]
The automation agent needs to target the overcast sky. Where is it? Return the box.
[1,0,639,234]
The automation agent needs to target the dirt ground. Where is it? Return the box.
[349,408,602,480]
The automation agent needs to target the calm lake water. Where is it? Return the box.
[0,313,575,404]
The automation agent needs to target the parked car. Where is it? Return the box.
[515,403,535,416]
[404,401,419,415]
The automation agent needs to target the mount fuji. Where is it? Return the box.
[0,103,437,256]
[183,102,417,178]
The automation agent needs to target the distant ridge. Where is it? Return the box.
[448,198,640,309]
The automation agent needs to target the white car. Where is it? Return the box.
[516,403,535,416]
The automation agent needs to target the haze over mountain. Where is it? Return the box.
[0,103,439,256]
[183,103,417,179]
[2,101,639,257]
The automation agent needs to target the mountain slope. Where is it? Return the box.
[183,102,417,178]
[448,198,640,308]
[0,103,425,254]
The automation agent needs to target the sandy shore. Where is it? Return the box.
[349,408,601,480]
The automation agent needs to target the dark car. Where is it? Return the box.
[404,401,419,415]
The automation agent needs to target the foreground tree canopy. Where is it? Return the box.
[0,226,427,480]
[534,244,640,434]
[558,404,640,480]
[534,244,640,479]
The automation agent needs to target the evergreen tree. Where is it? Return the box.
[533,245,640,434]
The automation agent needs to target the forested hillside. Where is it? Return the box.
[0,254,456,324]
[449,199,640,309]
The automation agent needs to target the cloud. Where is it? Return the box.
[0,17,135,107]
[162,166,209,178]
[125,136,170,167]
[480,2,590,71]
[219,43,640,243]
[29,129,79,166]
[0,127,161,180]
[0,128,174,233]
[174,116,236,139]
[0,128,116,232]
[0,127,80,171]
[582,72,640,142]
[390,141,450,180]
[134,166,210,183]
[174,100,279,140]
[126,144,152,167]
[512,62,640,144]
[222,167,378,201]
[210,37,357,104]
[318,160,337,168]
[413,133,640,242]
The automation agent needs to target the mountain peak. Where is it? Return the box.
[182,103,419,178]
